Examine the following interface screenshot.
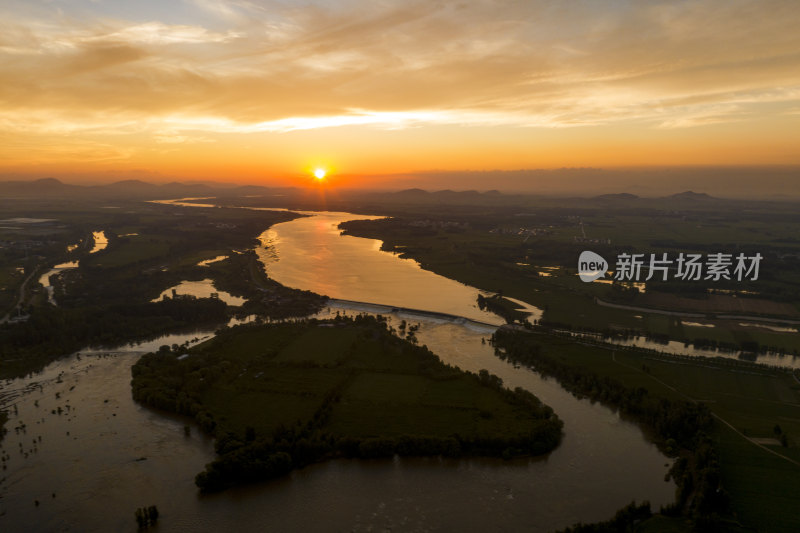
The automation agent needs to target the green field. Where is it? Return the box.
[131,316,563,490]
[80,234,172,269]
[496,329,800,532]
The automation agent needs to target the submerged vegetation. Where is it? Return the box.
[131,315,563,492]
[134,505,159,530]
[1,297,228,379]
[0,410,7,443]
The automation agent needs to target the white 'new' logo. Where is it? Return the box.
[578,251,608,282]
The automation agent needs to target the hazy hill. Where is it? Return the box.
[0,178,81,196]
[667,191,714,201]
[594,193,639,200]
[0,178,267,200]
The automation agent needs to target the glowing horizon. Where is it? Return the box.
[1,1,799,185]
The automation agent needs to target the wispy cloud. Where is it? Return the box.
[0,0,799,172]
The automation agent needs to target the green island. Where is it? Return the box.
[131,314,563,492]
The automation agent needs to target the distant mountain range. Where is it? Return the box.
[3,164,798,201]
[388,188,720,203]
[0,177,744,207]
[0,178,280,200]
[379,167,799,199]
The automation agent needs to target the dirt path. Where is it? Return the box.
[596,297,800,325]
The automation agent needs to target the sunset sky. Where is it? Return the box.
[1,0,799,187]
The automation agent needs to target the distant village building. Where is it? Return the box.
[574,236,612,244]
[490,227,553,237]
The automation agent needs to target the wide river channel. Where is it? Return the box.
[0,208,673,532]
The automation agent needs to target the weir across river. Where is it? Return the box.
[325,298,502,329]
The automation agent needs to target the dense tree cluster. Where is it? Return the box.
[193,424,563,493]
[477,294,527,323]
[665,434,729,522]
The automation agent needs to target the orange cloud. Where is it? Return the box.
[0,0,798,181]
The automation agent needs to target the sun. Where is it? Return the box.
[313,168,327,180]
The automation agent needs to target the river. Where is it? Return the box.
[255,212,510,325]
[0,209,673,532]
[36,231,108,306]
